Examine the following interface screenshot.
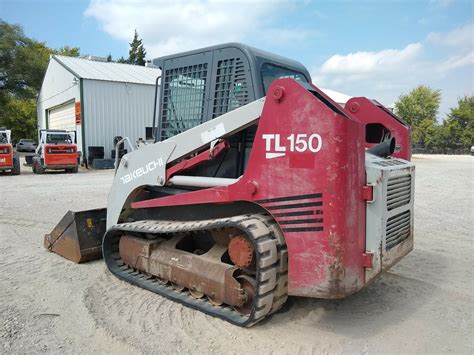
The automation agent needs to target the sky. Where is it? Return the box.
[2,0,473,118]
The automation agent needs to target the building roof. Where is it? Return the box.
[320,88,352,105]
[53,55,161,85]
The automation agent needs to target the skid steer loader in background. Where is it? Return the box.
[33,129,79,174]
[0,128,20,175]
[45,43,415,326]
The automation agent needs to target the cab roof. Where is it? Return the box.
[153,42,311,81]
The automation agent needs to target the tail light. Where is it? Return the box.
[0,147,10,154]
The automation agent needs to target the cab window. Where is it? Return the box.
[261,63,308,94]
[46,134,72,144]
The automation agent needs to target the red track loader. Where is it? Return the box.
[45,43,415,326]
[0,128,20,175]
[32,129,79,174]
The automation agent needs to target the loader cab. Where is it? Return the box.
[0,128,11,144]
[151,43,311,179]
[152,43,311,141]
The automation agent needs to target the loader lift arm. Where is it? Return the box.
[106,98,265,229]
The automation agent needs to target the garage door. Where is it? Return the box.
[48,101,76,131]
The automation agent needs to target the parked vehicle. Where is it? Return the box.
[32,130,79,174]
[16,139,37,152]
[0,128,20,175]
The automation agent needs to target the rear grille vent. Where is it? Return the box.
[373,159,405,167]
[387,174,411,210]
[386,210,410,250]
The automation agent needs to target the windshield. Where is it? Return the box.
[261,63,308,94]
[20,139,34,143]
[46,134,72,144]
[0,133,7,144]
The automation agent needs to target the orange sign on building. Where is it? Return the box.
[75,102,81,125]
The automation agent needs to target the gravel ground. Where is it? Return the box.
[0,155,472,354]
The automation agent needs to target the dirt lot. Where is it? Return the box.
[0,155,472,354]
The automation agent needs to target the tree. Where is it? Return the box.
[412,118,438,148]
[394,85,441,126]
[106,54,113,62]
[0,98,37,140]
[116,56,128,63]
[441,119,464,149]
[0,20,52,100]
[136,44,146,66]
[128,29,146,66]
[444,96,474,148]
[56,45,80,57]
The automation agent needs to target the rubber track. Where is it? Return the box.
[102,214,288,327]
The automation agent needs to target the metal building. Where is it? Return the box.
[37,55,160,163]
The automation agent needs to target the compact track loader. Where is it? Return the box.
[45,43,415,326]
[33,129,79,174]
[0,128,20,175]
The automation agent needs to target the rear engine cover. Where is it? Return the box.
[365,154,415,283]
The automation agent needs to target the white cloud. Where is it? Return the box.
[320,43,423,75]
[427,22,474,48]
[312,32,473,115]
[84,0,305,57]
[438,50,474,71]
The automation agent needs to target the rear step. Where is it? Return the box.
[102,214,288,327]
